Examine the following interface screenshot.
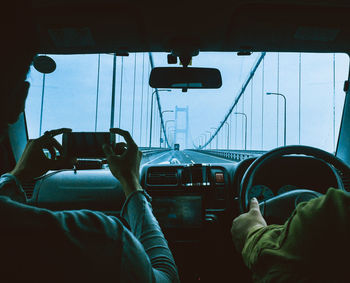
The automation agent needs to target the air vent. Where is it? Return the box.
[336,169,350,191]
[147,168,178,185]
[22,181,36,199]
[341,173,350,191]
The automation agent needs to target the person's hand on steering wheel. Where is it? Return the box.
[102,128,143,197]
[10,128,76,183]
[231,198,267,253]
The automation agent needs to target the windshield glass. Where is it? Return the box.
[25,52,349,153]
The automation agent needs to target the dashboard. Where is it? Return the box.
[21,155,348,282]
[27,164,231,236]
[23,155,347,233]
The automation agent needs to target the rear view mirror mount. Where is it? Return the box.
[149,67,222,92]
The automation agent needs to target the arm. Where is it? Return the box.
[231,197,267,253]
[6,128,178,282]
[0,186,178,282]
[1,128,74,202]
[0,193,164,280]
[103,128,179,282]
[0,173,26,203]
[120,191,179,282]
[1,129,74,202]
[10,128,75,183]
[234,189,350,282]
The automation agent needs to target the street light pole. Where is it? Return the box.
[198,136,202,148]
[167,126,175,147]
[200,134,207,148]
[224,122,230,149]
[234,112,247,150]
[168,128,176,147]
[197,135,202,148]
[149,89,171,148]
[267,92,287,146]
[201,134,207,148]
[160,110,174,148]
[210,127,218,149]
[39,73,46,136]
[165,120,175,148]
[195,137,200,148]
[205,131,212,149]
[109,53,117,129]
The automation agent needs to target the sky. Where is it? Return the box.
[25,52,349,153]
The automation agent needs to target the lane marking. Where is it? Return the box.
[185,150,236,163]
[170,158,181,164]
[143,151,172,165]
[182,153,193,164]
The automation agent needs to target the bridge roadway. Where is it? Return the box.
[141,150,235,165]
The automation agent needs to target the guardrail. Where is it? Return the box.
[189,149,267,162]
[140,148,172,164]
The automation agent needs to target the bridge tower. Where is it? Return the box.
[174,106,189,149]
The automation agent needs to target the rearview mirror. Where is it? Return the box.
[149,67,222,89]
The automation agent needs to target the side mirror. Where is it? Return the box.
[149,67,222,90]
[33,55,56,74]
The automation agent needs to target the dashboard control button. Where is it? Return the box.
[215,173,224,183]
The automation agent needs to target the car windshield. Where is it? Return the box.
[25,52,349,154]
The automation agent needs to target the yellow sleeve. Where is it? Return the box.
[241,188,350,282]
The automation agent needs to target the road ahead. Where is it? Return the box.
[142,150,234,166]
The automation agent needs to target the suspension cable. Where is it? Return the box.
[110,54,117,129]
[118,57,124,133]
[139,53,145,145]
[145,59,150,146]
[94,54,101,131]
[132,53,137,136]
[196,52,266,149]
[148,52,171,148]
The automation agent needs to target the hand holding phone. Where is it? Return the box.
[62,132,115,158]
[11,128,75,182]
[102,128,143,197]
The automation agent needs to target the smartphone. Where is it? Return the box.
[62,132,115,158]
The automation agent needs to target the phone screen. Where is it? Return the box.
[62,132,115,158]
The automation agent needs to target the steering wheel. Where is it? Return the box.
[239,145,350,223]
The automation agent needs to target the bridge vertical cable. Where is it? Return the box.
[140,53,145,145]
[118,57,124,133]
[276,52,280,147]
[132,53,137,136]
[145,60,150,146]
[242,88,245,148]
[39,73,46,136]
[250,77,254,149]
[333,53,336,152]
[110,54,117,129]
[298,53,302,145]
[95,54,100,132]
[148,53,171,148]
[261,57,265,149]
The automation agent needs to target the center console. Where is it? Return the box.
[142,163,232,282]
[142,163,229,238]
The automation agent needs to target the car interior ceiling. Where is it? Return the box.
[4,1,350,282]
[34,1,350,54]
